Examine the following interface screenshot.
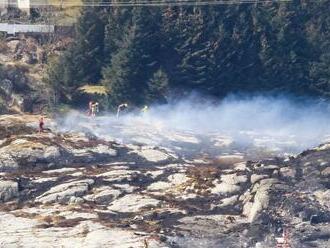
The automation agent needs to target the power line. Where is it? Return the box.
[1,0,292,7]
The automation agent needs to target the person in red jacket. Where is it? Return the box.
[39,116,44,133]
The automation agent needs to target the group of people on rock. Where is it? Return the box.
[38,101,149,134]
[87,101,148,119]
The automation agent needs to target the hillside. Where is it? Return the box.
[0,31,73,114]
[0,114,329,247]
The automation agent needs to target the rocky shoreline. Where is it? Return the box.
[0,115,329,247]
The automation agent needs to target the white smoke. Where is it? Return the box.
[56,95,330,157]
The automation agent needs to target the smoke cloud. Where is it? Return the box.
[57,95,330,157]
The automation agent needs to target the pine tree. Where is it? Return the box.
[104,7,134,64]
[308,0,330,96]
[72,5,105,85]
[146,68,169,104]
[102,7,161,106]
[258,1,313,94]
[51,5,106,90]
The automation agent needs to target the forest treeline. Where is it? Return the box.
[45,0,330,108]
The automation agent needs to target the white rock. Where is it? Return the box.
[233,162,247,171]
[250,174,268,184]
[211,181,241,195]
[243,201,253,217]
[168,173,189,185]
[221,173,248,185]
[314,189,330,208]
[219,195,239,207]
[108,194,161,212]
[147,173,189,193]
[248,187,270,222]
[133,148,170,163]
[212,195,239,209]
[90,144,117,156]
[43,168,77,174]
[148,181,172,191]
[210,173,246,196]
[33,177,58,183]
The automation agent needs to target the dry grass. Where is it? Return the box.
[78,85,108,95]
[36,214,65,225]
[49,0,82,8]
[185,165,221,194]
[48,0,82,25]
[0,203,21,212]
[12,210,38,219]
[214,156,244,167]
[36,214,85,228]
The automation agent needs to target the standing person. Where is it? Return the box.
[88,101,93,116]
[141,105,149,113]
[91,102,96,117]
[95,102,99,115]
[117,103,128,118]
[39,116,44,133]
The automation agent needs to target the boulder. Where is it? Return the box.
[92,187,122,205]
[280,167,296,178]
[217,195,239,208]
[0,134,118,172]
[36,179,94,204]
[210,173,247,195]
[211,180,241,195]
[221,173,248,185]
[0,180,18,202]
[132,148,171,163]
[0,79,13,96]
[248,187,270,222]
[108,194,161,213]
[321,167,330,177]
[0,139,63,171]
[0,154,19,171]
[251,178,280,193]
[314,190,330,208]
[147,173,189,195]
[250,174,268,184]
